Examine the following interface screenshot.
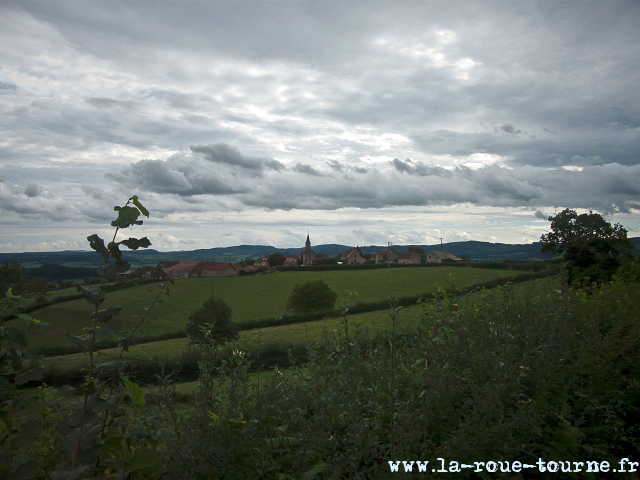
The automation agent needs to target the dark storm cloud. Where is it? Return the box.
[190,143,285,173]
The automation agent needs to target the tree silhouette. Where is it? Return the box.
[186,297,238,344]
[540,208,631,284]
[287,280,338,314]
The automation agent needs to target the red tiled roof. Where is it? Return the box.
[190,262,235,275]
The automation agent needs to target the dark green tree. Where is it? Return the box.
[0,261,29,295]
[540,208,632,284]
[185,297,238,344]
[287,279,338,314]
[268,252,286,267]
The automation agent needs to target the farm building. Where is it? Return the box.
[255,257,270,267]
[425,251,462,263]
[285,254,301,266]
[189,262,238,278]
[398,252,421,264]
[375,250,398,263]
[160,261,198,279]
[341,247,366,264]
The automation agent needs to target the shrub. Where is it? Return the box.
[185,297,239,344]
[287,279,338,314]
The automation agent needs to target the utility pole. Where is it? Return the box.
[439,238,443,251]
[387,241,393,268]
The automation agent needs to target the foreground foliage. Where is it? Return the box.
[2,193,639,479]
[164,277,640,479]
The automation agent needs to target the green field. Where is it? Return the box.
[13,266,526,350]
[41,274,559,376]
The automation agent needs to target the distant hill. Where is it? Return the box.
[2,237,638,269]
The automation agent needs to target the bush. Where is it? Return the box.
[287,279,338,314]
[185,297,239,345]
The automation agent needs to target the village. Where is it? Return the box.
[118,235,463,281]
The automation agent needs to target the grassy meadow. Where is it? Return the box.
[41,274,559,377]
[15,266,525,350]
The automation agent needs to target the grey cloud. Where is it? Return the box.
[570,155,605,166]
[0,82,17,94]
[24,183,43,197]
[534,210,547,220]
[496,124,523,135]
[292,163,325,176]
[326,160,344,172]
[85,97,131,109]
[103,146,640,215]
[391,158,452,177]
[191,143,285,173]
[107,156,245,196]
[354,167,368,174]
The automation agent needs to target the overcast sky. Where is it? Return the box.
[1,1,639,253]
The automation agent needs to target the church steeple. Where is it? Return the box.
[305,234,311,249]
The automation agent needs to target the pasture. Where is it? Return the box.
[41,274,559,377]
[15,266,525,350]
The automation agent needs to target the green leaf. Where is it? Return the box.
[87,234,110,262]
[14,418,43,448]
[12,456,41,480]
[27,320,48,334]
[104,435,126,455]
[119,236,152,250]
[300,462,326,480]
[124,449,162,475]
[65,334,92,352]
[16,313,32,322]
[111,205,140,229]
[123,378,145,406]
[0,375,15,395]
[2,327,26,347]
[74,381,97,397]
[76,285,106,307]
[130,195,149,218]
[15,367,42,385]
[107,241,122,261]
[90,305,124,323]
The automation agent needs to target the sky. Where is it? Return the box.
[1,1,639,253]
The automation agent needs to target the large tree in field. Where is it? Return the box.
[186,297,239,345]
[287,280,338,314]
[540,208,632,284]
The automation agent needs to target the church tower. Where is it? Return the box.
[302,234,316,265]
